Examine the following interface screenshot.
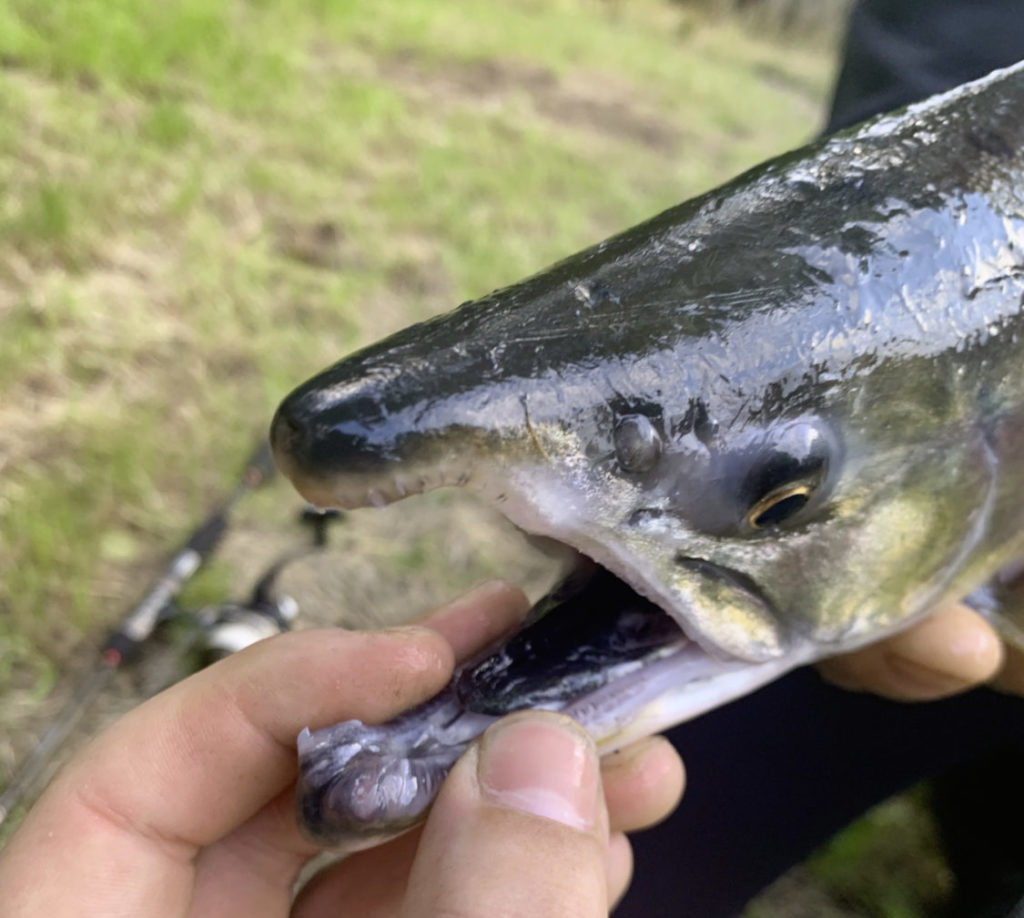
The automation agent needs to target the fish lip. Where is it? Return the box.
[555,549,781,665]
[271,449,429,512]
[673,554,776,618]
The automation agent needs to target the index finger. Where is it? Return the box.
[0,626,453,916]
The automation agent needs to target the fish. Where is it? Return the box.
[270,61,1024,849]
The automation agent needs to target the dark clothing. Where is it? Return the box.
[827,0,1024,132]
[616,672,1024,917]
[615,3,1024,915]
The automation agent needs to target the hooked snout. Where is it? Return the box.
[270,362,453,509]
[270,332,544,510]
[272,370,409,481]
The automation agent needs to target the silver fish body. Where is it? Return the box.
[272,62,1024,847]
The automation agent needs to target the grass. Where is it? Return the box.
[0,0,832,687]
[0,0,946,911]
[747,791,954,918]
[807,792,953,917]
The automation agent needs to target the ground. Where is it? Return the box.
[0,1,952,913]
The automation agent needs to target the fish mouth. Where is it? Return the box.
[275,451,807,849]
[294,550,798,851]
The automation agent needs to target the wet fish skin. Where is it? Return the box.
[273,62,1024,846]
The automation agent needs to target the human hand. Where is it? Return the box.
[818,601,1005,700]
[819,563,1024,701]
[0,582,684,917]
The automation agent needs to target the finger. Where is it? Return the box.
[292,828,423,918]
[402,711,610,918]
[74,626,453,844]
[186,583,531,916]
[292,791,648,918]
[992,643,1024,696]
[600,736,686,833]
[988,562,1024,696]
[295,724,655,918]
[818,603,1003,701]
[290,755,655,918]
[0,627,453,918]
[607,832,635,911]
[293,829,628,918]
[416,580,531,661]
[188,786,316,918]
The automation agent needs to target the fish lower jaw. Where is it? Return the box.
[294,642,813,849]
[575,642,815,754]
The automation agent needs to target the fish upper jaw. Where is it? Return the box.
[476,466,790,662]
[270,394,494,511]
[269,347,550,512]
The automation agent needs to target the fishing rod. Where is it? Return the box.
[0,439,277,827]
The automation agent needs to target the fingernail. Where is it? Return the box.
[477,713,598,831]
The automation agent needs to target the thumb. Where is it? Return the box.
[401,711,612,918]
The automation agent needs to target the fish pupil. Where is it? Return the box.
[748,488,811,529]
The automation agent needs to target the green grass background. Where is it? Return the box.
[0,0,950,913]
[0,0,829,700]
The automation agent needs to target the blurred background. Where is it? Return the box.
[1,0,956,914]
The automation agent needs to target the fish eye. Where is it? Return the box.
[614,415,661,473]
[739,420,834,532]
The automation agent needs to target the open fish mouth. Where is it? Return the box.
[273,439,807,850]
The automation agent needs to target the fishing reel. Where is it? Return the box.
[194,594,300,664]
[189,506,342,665]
